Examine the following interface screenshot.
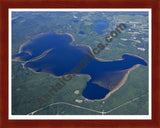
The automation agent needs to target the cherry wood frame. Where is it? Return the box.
[0,0,160,128]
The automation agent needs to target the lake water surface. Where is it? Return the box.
[13,31,147,100]
[92,20,109,34]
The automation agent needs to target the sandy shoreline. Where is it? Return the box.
[15,31,147,65]
[93,64,140,101]
[13,31,146,102]
[18,31,75,55]
[14,31,75,63]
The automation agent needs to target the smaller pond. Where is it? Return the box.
[79,31,85,35]
[92,20,109,34]
[73,19,79,23]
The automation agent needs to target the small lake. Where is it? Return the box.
[13,31,147,100]
[73,19,79,23]
[79,31,85,35]
[92,20,109,34]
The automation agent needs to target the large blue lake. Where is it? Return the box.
[13,31,147,100]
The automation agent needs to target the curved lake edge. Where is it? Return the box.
[14,31,148,64]
[82,64,140,101]
[12,31,148,101]
[99,64,140,101]
[15,31,75,62]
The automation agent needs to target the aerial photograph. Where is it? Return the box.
[10,10,150,117]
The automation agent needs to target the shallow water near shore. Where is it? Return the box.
[13,31,147,100]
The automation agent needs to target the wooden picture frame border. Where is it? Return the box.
[0,0,159,128]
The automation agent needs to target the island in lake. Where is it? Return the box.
[13,31,147,100]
